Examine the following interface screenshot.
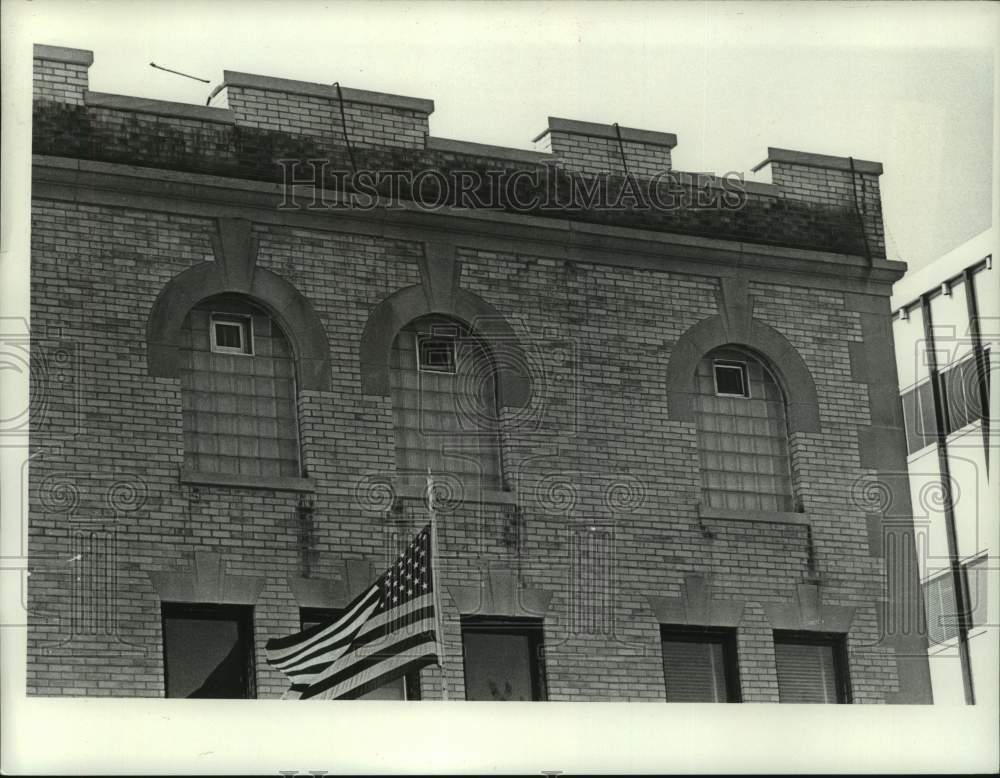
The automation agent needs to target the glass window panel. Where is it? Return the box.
[901,387,924,454]
[893,304,928,389]
[390,315,503,488]
[462,628,543,701]
[966,556,989,628]
[972,267,998,352]
[916,380,938,447]
[162,605,254,699]
[180,296,299,477]
[929,282,973,365]
[943,358,973,432]
[714,362,748,396]
[696,347,793,511]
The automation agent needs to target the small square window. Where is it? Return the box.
[713,360,750,397]
[211,314,253,355]
[417,334,456,374]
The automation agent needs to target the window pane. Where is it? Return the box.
[418,336,456,373]
[696,347,793,511]
[463,629,543,701]
[181,296,299,477]
[215,322,243,350]
[774,637,844,703]
[901,387,925,454]
[714,363,747,396]
[662,639,728,702]
[916,380,937,446]
[967,556,989,628]
[163,606,253,699]
[390,316,503,489]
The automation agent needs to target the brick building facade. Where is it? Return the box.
[28,43,932,702]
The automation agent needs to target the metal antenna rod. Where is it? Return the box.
[149,63,210,84]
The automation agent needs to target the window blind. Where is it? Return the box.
[774,638,841,703]
[662,639,728,702]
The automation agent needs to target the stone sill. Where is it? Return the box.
[696,504,811,527]
[392,481,518,507]
[179,468,315,493]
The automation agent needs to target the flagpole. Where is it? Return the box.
[427,468,449,701]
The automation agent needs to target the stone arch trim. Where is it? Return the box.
[146,220,331,391]
[359,284,531,408]
[665,314,821,433]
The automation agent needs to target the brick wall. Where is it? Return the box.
[30,200,906,701]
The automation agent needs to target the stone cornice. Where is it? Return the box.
[33,44,94,66]
[31,155,907,294]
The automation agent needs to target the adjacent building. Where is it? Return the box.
[891,227,998,706]
[29,43,933,702]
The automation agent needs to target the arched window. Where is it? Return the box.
[389,315,503,489]
[180,295,300,477]
[694,346,794,511]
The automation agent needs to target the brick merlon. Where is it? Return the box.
[532,117,678,148]
[752,147,883,176]
[33,43,94,66]
[220,70,434,114]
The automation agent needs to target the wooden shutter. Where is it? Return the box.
[774,638,841,703]
[662,639,727,702]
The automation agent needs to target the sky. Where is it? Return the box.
[3,0,997,271]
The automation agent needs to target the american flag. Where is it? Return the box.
[265,525,439,700]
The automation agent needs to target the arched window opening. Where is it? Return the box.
[180,295,300,478]
[390,315,504,489]
[694,346,795,512]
